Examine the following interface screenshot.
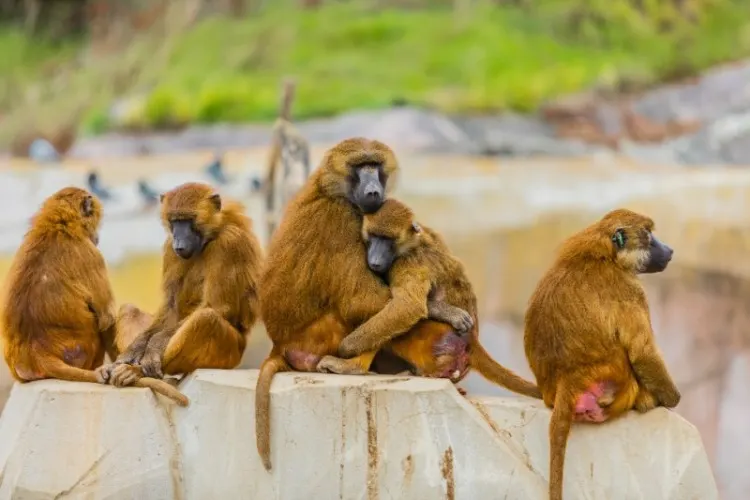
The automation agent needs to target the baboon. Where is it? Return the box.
[316,198,541,401]
[523,208,680,500]
[257,138,423,472]
[95,182,263,389]
[264,79,311,238]
[0,187,187,406]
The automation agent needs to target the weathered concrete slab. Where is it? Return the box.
[0,370,718,499]
[0,380,177,499]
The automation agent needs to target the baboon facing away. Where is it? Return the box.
[1,186,187,406]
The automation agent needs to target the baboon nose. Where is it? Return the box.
[665,245,674,259]
[364,188,382,201]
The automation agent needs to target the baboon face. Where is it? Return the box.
[351,163,386,214]
[170,219,203,259]
[611,226,673,274]
[366,236,396,275]
[160,183,222,260]
[362,198,421,275]
[641,233,673,273]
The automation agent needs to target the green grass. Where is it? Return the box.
[2,0,750,138]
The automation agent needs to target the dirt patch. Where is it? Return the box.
[440,447,455,500]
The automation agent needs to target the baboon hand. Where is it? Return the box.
[449,309,474,335]
[111,364,143,387]
[94,363,115,384]
[140,353,163,379]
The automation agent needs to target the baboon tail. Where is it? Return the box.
[469,340,542,399]
[135,377,189,407]
[549,382,574,500]
[256,353,290,472]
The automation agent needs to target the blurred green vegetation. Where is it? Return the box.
[2,0,750,139]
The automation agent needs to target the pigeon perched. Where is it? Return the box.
[137,178,160,207]
[87,171,113,201]
[205,152,230,185]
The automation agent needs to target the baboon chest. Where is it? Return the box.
[173,266,206,319]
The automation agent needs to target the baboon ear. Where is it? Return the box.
[411,222,422,234]
[159,193,165,204]
[81,196,94,217]
[209,193,222,211]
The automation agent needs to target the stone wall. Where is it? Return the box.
[0,370,717,499]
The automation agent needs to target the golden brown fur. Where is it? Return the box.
[319,198,541,399]
[523,208,681,500]
[0,187,187,406]
[264,79,311,238]
[256,138,408,472]
[96,182,263,393]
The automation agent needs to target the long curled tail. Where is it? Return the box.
[135,377,189,407]
[256,354,290,472]
[549,382,574,500]
[469,341,542,399]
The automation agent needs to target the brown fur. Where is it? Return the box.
[523,208,681,500]
[0,187,187,406]
[320,199,541,399]
[96,182,263,393]
[256,138,404,471]
[264,79,311,238]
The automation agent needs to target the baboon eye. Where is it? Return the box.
[411,222,422,234]
[612,229,627,249]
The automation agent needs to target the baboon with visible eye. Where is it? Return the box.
[96,182,263,390]
[1,187,187,406]
[264,79,311,238]
[317,198,541,401]
[524,208,680,500]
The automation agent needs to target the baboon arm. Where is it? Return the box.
[200,257,247,325]
[337,269,432,358]
[116,305,171,363]
[617,307,681,408]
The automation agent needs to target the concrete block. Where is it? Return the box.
[0,380,177,499]
[0,370,718,500]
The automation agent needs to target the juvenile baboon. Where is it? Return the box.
[1,187,187,406]
[264,79,311,238]
[96,182,263,389]
[523,208,680,500]
[317,198,541,401]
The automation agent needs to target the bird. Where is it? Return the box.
[137,178,160,208]
[249,175,263,193]
[86,170,113,201]
[28,138,61,164]
[205,152,231,185]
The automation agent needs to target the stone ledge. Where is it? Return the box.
[0,369,718,500]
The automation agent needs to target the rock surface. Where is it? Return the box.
[0,370,717,500]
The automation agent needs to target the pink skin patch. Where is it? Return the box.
[285,350,322,372]
[574,381,617,423]
[63,345,87,368]
[431,332,471,382]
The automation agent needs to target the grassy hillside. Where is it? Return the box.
[2,0,750,141]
